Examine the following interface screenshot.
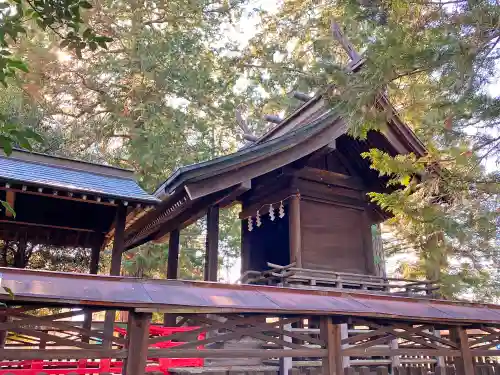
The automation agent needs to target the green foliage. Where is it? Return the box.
[0,0,111,84]
[240,0,499,300]
[6,0,247,278]
[0,200,14,217]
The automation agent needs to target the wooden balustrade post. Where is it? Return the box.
[124,311,151,375]
[340,323,350,368]
[280,321,292,375]
[390,339,401,368]
[320,316,343,375]
[434,329,446,369]
[450,326,474,375]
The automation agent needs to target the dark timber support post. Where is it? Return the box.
[164,228,180,326]
[321,316,343,375]
[124,311,151,375]
[204,205,219,282]
[289,193,302,267]
[89,243,101,275]
[103,203,127,347]
[450,326,474,375]
[83,243,101,342]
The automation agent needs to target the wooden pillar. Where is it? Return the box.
[83,245,101,343]
[110,204,127,276]
[164,228,180,326]
[450,326,474,375]
[89,243,101,275]
[124,311,151,375]
[167,228,180,279]
[204,206,219,282]
[103,204,127,347]
[320,316,343,375]
[288,193,302,267]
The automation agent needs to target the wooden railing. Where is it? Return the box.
[239,263,440,297]
[0,305,499,375]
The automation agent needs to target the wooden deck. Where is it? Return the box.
[0,268,498,375]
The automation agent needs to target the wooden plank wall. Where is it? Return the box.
[300,199,370,274]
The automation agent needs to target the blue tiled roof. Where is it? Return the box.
[0,155,158,204]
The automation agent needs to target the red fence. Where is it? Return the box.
[0,326,205,375]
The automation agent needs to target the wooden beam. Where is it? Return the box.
[0,219,97,233]
[288,193,302,268]
[331,20,361,62]
[264,114,283,124]
[450,326,474,375]
[293,91,311,102]
[321,316,343,375]
[125,311,151,375]
[204,205,219,282]
[104,204,127,347]
[0,186,118,207]
[147,348,327,359]
[0,348,127,360]
[295,167,365,191]
[164,228,180,326]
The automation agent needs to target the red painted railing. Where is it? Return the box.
[0,326,205,375]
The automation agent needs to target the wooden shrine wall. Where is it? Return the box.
[300,200,372,274]
[296,168,375,275]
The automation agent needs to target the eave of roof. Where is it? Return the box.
[0,151,159,204]
[1,267,500,325]
[155,88,426,201]
[155,110,337,197]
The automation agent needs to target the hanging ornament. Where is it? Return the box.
[279,201,285,218]
[256,210,262,227]
[269,204,275,221]
[247,217,253,232]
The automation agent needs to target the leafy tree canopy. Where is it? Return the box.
[237,0,499,299]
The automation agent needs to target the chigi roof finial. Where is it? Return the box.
[236,104,259,142]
